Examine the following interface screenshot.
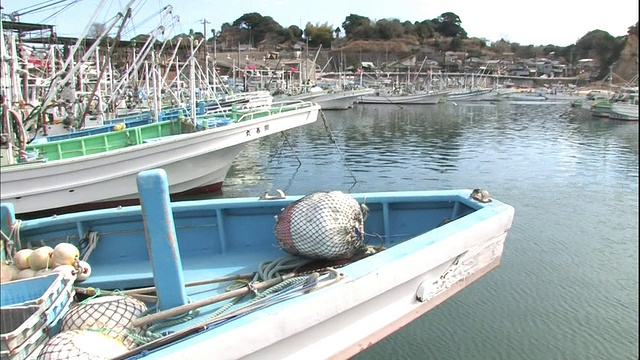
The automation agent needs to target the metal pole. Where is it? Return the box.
[151,52,159,122]
[189,36,196,124]
[0,5,6,101]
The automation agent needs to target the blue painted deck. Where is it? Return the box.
[3,190,493,291]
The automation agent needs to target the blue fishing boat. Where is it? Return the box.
[0,169,515,359]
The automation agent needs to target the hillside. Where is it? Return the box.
[612,33,639,83]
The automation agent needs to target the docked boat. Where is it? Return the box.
[313,88,375,110]
[500,91,548,102]
[276,87,374,110]
[0,101,320,215]
[357,89,446,105]
[590,100,613,118]
[0,170,515,359]
[609,87,639,121]
[610,102,639,121]
[445,87,495,102]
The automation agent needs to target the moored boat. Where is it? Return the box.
[590,100,613,118]
[357,90,446,105]
[445,88,495,102]
[313,88,375,110]
[0,101,320,215]
[609,102,639,121]
[609,87,639,121]
[0,169,515,359]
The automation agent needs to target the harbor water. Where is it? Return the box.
[216,101,638,360]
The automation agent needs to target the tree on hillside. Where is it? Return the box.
[232,13,284,47]
[284,25,303,42]
[88,22,107,38]
[342,14,371,38]
[374,19,404,40]
[433,12,467,38]
[413,20,436,42]
[449,37,463,51]
[304,22,334,48]
[575,30,625,79]
[218,22,241,49]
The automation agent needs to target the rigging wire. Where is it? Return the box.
[39,0,82,24]
[12,0,73,17]
[319,110,358,191]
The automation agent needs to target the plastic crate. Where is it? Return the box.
[1,275,74,354]
[43,285,75,337]
[0,274,65,309]
[0,306,45,353]
[0,322,46,360]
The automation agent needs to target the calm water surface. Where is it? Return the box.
[217,101,639,360]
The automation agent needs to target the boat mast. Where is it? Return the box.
[150,52,159,122]
[189,35,196,124]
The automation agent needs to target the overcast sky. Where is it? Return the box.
[6,0,639,46]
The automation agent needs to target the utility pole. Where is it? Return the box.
[200,19,210,88]
[200,19,210,53]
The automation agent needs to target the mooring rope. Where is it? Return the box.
[319,110,358,189]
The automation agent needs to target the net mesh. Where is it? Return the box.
[274,191,365,260]
[36,329,129,360]
[59,295,147,349]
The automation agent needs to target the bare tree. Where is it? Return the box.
[88,22,107,38]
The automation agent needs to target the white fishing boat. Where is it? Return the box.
[357,90,446,105]
[609,102,639,121]
[0,101,320,215]
[445,88,495,102]
[500,91,548,102]
[313,88,375,110]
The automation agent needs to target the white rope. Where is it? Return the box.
[1,219,23,261]
[81,231,100,262]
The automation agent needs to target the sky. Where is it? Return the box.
[4,0,639,46]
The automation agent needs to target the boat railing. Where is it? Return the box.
[234,101,315,123]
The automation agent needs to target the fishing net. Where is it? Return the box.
[36,329,129,360]
[274,191,365,260]
[59,295,147,349]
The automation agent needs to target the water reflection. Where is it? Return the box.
[216,101,638,360]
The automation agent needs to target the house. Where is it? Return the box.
[552,63,567,77]
[385,54,417,70]
[508,63,531,77]
[444,51,466,64]
[535,60,554,76]
[360,61,376,71]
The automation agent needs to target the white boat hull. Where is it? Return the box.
[446,88,495,102]
[316,89,375,110]
[1,105,320,214]
[501,93,548,101]
[358,91,444,105]
[610,103,639,121]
